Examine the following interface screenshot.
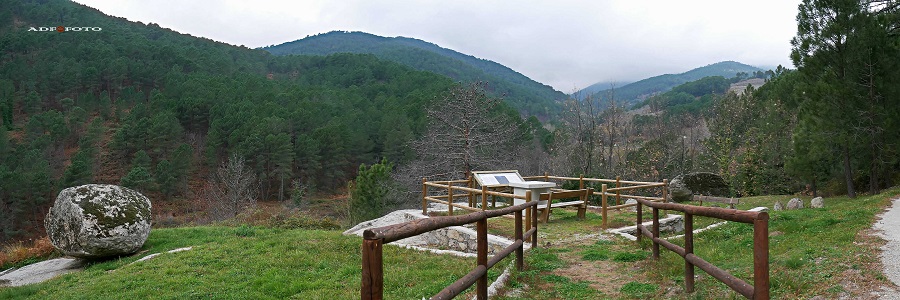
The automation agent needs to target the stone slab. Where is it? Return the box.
[0,258,86,287]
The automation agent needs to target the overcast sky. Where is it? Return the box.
[73,0,801,92]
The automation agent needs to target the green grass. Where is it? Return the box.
[0,226,481,299]
[620,281,657,299]
[499,248,605,300]
[612,250,650,262]
[635,187,900,299]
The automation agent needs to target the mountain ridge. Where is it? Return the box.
[578,61,764,105]
[262,31,566,117]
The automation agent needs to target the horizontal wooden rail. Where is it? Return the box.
[543,175,583,181]
[430,193,473,199]
[635,198,769,299]
[619,194,665,201]
[578,177,618,183]
[637,199,760,223]
[423,197,482,213]
[538,190,586,200]
[425,182,524,200]
[363,197,538,300]
[428,179,472,184]
[606,183,665,192]
[616,179,666,185]
[366,201,537,243]
[432,266,487,299]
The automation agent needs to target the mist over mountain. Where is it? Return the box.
[578,61,764,105]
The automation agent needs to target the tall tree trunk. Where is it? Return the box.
[812,175,818,198]
[843,144,856,198]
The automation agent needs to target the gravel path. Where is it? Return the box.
[875,197,900,299]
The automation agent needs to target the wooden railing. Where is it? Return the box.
[423,173,668,229]
[524,174,668,229]
[361,199,539,300]
[635,199,769,299]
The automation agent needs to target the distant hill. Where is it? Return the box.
[572,80,633,100]
[262,31,566,117]
[580,61,764,105]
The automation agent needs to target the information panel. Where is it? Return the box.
[471,170,525,187]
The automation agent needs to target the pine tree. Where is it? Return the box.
[121,166,153,192]
[62,150,93,188]
[350,158,395,224]
[132,150,152,169]
[155,159,177,199]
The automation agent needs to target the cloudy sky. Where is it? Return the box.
[73,0,801,92]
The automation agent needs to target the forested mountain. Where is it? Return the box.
[571,80,633,100]
[579,61,764,105]
[0,0,527,243]
[262,31,566,117]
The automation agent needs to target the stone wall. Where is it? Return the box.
[413,225,512,255]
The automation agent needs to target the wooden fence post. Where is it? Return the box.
[636,200,643,245]
[601,184,608,229]
[685,213,694,293]
[531,202,538,248]
[422,178,428,215]
[476,218,488,299]
[361,239,384,300]
[652,206,660,259]
[468,175,474,208]
[448,184,454,216]
[615,176,621,206]
[753,213,770,300]
[579,174,584,189]
[662,179,668,203]
[481,186,488,211]
[525,191,532,242]
[515,209,523,271]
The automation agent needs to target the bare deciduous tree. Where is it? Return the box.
[202,154,258,221]
[409,82,521,181]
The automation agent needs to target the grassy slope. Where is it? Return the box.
[637,188,900,299]
[3,187,897,299]
[0,227,479,299]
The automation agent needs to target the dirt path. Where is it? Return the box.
[875,197,900,299]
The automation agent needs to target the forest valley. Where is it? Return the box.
[1,0,899,246]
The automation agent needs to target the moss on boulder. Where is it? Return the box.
[44,184,151,258]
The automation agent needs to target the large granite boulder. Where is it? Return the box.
[45,184,151,258]
[669,172,729,202]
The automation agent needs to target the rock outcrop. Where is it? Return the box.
[669,172,729,202]
[786,198,804,210]
[0,258,86,287]
[45,184,151,258]
[811,197,824,208]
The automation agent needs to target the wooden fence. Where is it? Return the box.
[422,174,668,229]
[361,195,539,300]
[635,198,769,299]
[523,174,668,229]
